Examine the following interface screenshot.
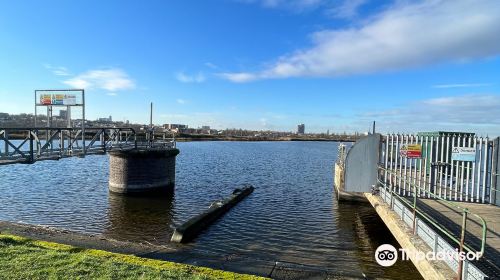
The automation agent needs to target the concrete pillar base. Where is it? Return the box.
[108,148,179,195]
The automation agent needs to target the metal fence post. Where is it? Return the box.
[457,209,468,280]
[4,130,9,155]
[413,182,417,234]
[29,131,34,163]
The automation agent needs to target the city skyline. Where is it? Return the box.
[1,0,500,135]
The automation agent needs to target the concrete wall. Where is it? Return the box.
[344,133,380,193]
[109,149,179,194]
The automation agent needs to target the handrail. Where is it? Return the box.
[378,166,487,259]
[0,127,174,165]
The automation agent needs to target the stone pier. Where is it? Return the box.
[108,149,180,195]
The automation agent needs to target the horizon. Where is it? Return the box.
[1,0,500,135]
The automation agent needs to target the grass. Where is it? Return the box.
[0,234,267,280]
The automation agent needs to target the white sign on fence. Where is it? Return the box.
[451,147,476,161]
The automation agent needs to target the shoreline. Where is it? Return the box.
[0,230,265,279]
[1,134,358,142]
[0,220,338,279]
[174,137,357,142]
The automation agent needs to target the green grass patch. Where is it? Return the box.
[0,234,267,280]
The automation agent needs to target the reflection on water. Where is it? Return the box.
[336,201,420,279]
[106,193,175,243]
[0,141,422,279]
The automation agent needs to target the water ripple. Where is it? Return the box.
[0,141,421,279]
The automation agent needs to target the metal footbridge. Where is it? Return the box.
[0,127,175,165]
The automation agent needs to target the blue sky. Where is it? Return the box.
[1,0,499,135]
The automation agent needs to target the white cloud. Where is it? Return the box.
[358,94,500,135]
[239,0,323,10]
[175,72,206,83]
[327,0,368,19]
[63,68,135,91]
[106,92,118,96]
[176,99,187,104]
[44,64,71,76]
[204,62,219,69]
[221,0,500,82]
[218,72,257,83]
[432,83,492,89]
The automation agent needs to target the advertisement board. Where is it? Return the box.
[40,94,52,105]
[36,91,83,106]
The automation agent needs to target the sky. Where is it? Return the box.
[1,0,499,135]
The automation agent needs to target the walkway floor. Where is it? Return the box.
[415,199,500,277]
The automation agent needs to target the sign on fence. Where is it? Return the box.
[451,147,476,161]
[400,144,422,158]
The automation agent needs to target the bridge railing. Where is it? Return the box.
[0,127,175,165]
[377,166,488,279]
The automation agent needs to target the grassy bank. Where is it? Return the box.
[0,234,266,280]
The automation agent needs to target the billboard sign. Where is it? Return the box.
[400,144,422,159]
[452,147,476,162]
[52,94,65,105]
[40,94,52,105]
[63,94,76,105]
[36,91,83,106]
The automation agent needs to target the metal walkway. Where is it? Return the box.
[377,133,500,279]
[0,127,175,165]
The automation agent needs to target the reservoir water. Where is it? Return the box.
[0,141,421,279]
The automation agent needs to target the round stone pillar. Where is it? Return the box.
[108,149,180,194]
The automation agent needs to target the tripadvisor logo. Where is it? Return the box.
[375,244,398,267]
[375,244,481,267]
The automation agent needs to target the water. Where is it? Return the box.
[0,141,421,279]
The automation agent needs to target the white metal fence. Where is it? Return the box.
[382,133,495,204]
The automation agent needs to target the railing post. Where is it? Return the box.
[29,131,34,163]
[457,209,468,280]
[134,130,138,149]
[102,129,107,153]
[4,130,9,155]
[413,182,417,234]
[390,173,395,209]
[430,164,436,195]
[59,130,63,157]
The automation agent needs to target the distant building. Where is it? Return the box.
[59,110,67,119]
[297,124,305,134]
[163,123,188,133]
[164,124,188,130]
[199,126,214,135]
[98,116,112,122]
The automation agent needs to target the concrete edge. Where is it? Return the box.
[0,220,274,278]
[109,148,180,158]
[364,193,457,280]
[334,182,369,203]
